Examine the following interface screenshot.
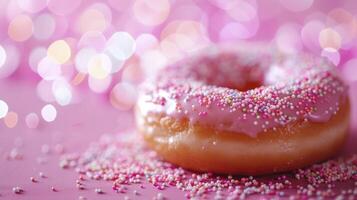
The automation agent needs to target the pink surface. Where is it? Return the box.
[0,79,356,199]
[0,79,185,199]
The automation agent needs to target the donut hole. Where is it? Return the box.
[176,54,266,92]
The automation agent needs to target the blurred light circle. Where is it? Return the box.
[8,14,33,42]
[90,3,112,24]
[319,28,342,50]
[208,0,239,10]
[276,24,302,54]
[75,48,96,74]
[41,104,57,122]
[37,57,62,80]
[17,0,47,13]
[0,44,20,79]
[88,53,112,79]
[48,0,81,16]
[78,31,106,51]
[88,75,112,93]
[160,20,210,54]
[133,0,170,26]
[53,16,69,37]
[141,49,167,77]
[171,4,206,22]
[135,34,158,54]
[25,113,39,129]
[327,8,357,49]
[71,72,86,86]
[279,0,313,12]
[78,8,107,34]
[106,32,136,61]
[33,13,56,40]
[321,48,340,66]
[4,111,18,128]
[342,59,357,83]
[122,62,145,84]
[110,82,137,110]
[226,1,257,22]
[47,40,71,64]
[107,54,125,73]
[0,100,9,119]
[52,79,72,106]
[6,1,23,21]
[0,45,6,68]
[301,20,325,52]
[108,0,132,11]
[29,47,47,72]
[220,22,253,40]
[37,80,56,102]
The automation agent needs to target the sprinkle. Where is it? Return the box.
[59,134,356,199]
[51,186,57,192]
[76,183,85,190]
[78,196,86,200]
[94,188,104,194]
[140,50,347,136]
[30,177,37,183]
[39,172,46,178]
[12,186,24,194]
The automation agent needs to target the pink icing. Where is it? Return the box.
[138,46,348,137]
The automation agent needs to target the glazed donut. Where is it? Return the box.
[135,45,350,175]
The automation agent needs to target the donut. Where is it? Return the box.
[135,45,350,175]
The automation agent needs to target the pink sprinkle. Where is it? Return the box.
[51,186,57,192]
[30,177,37,183]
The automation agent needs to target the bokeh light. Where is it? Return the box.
[301,20,325,52]
[88,75,112,93]
[78,31,106,51]
[8,14,33,42]
[0,45,6,68]
[37,57,61,80]
[0,44,20,79]
[0,100,9,119]
[17,0,47,13]
[78,8,107,34]
[47,40,71,64]
[0,0,355,128]
[319,28,342,50]
[276,24,303,54]
[47,0,81,15]
[25,113,40,129]
[4,111,18,128]
[37,80,56,102]
[106,32,136,61]
[88,53,112,80]
[279,0,314,12]
[75,48,96,74]
[321,48,340,66]
[110,82,137,110]
[342,58,357,83]
[33,13,56,40]
[41,104,57,122]
[29,47,47,72]
[133,0,170,26]
[52,79,72,106]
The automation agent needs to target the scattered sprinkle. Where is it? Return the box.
[12,186,24,194]
[60,134,357,199]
